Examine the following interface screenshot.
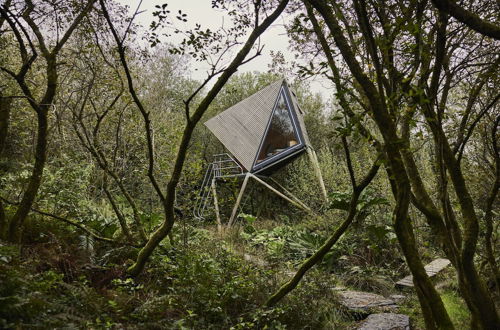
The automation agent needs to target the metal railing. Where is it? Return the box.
[193,154,244,220]
[211,153,244,178]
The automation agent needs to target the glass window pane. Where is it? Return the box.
[256,91,299,164]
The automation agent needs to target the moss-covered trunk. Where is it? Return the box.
[305,1,455,327]
[421,100,500,328]
[8,107,48,241]
[266,146,380,307]
[0,94,11,237]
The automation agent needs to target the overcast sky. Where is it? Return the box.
[115,0,333,100]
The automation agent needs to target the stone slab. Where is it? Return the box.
[396,258,451,287]
[337,290,397,313]
[357,313,410,330]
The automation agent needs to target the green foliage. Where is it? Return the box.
[239,212,257,233]
[37,160,94,210]
[399,287,471,329]
[363,222,399,261]
[328,189,389,214]
[0,258,68,328]
[0,243,18,263]
[328,191,354,211]
[242,225,292,260]
[342,265,394,296]
[441,291,471,328]
[1,0,498,326]
[141,250,268,327]
[0,228,279,328]
[242,224,337,268]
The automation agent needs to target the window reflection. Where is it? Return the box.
[256,90,299,164]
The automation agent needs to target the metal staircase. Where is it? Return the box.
[194,153,244,220]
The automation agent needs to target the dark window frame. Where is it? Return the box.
[251,83,305,172]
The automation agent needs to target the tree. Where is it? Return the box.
[288,0,499,328]
[266,137,381,306]
[98,0,291,276]
[0,0,96,241]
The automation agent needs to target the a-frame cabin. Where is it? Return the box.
[205,79,311,174]
[197,79,327,227]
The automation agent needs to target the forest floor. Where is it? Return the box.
[0,215,471,329]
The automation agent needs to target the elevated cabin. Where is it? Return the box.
[204,79,311,175]
[197,79,327,225]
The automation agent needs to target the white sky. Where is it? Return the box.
[115,0,333,100]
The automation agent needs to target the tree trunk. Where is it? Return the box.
[2,0,94,242]
[266,192,360,307]
[389,144,454,330]
[0,95,11,237]
[8,109,48,241]
[484,116,500,293]
[128,193,176,277]
[422,104,500,329]
[266,156,379,306]
[0,95,10,154]
[0,199,6,240]
[103,180,133,242]
[393,195,454,330]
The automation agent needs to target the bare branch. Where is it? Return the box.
[100,0,165,203]
[457,93,500,162]
[121,0,143,45]
[52,0,97,55]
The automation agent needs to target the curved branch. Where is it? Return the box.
[100,0,165,204]
[266,156,380,307]
[457,93,500,162]
[0,196,115,244]
[431,0,500,40]
[127,0,291,277]
[484,114,500,292]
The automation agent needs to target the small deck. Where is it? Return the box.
[396,258,451,287]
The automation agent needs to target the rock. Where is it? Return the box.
[337,290,398,313]
[357,313,410,330]
[396,258,451,287]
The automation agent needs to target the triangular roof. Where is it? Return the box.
[205,79,310,172]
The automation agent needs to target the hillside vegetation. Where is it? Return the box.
[0,0,498,328]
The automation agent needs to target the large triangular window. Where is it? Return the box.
[255,89,300,165]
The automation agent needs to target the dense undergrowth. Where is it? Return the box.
[1,0,499,328]
[0,214,337,328]
[0,210,473,329]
